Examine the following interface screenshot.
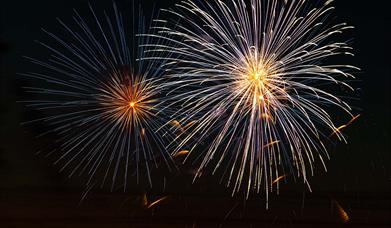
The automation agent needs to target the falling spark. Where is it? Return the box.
[184,121,196,129]
[264,140,280,148]
[142,193,148,208]
[272,174,287,185]
[330,114,361,137]
[173,150,190,157]
[333,200,350,223]
[144,0,358,204]
[170,120,182,127]
[147,196,169,209]
[347,114,361,125]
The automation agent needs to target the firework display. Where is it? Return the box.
[22,3,174,189]
[143,0,358,203]
[21,0,359,206]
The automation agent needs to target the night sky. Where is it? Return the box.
[0,0,390,227]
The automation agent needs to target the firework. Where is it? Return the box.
[21,3,174,190]
[332,199,350,223]
[143,0,358,204]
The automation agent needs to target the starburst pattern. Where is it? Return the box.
[21,3,174,189]
[144,0,358,204]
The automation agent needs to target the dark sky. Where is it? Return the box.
[0,0,390,227]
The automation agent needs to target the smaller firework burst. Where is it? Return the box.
[21,2,175,190]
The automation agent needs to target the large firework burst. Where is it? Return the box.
[144,0,358,202]
[21,3,174,189]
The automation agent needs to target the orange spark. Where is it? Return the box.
[330,114,360,137]
[264,140,280,148]
[333,200,350,223]
[141,193,148,207]
[272,174,287,185]
[174,150,189,157]
[147,196,169,209]
[330,125,347,137]
[184,121,196,129]
[171,120,181,126]
[170,120,184,131]
[347,114,361,126]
